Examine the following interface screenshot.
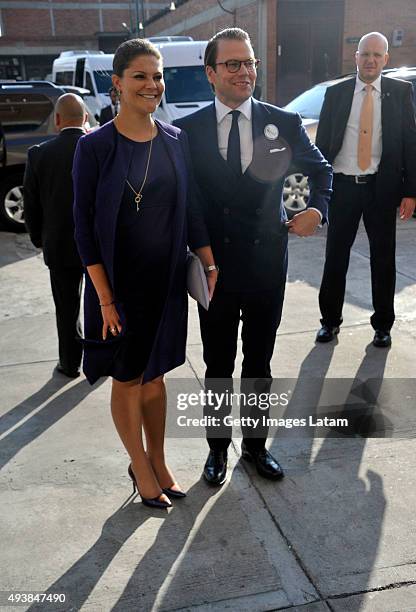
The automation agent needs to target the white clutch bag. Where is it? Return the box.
[187,251,210,311]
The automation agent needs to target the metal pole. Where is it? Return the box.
[257,0,267,101]
[139,0,146,37]
[134,0,140,36]
[129,0,134,34]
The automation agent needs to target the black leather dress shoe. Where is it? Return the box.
[241,443,284,480]
[203,450,227,486]
[316,325,340,343]
[373,330,391,348]
[55,362,81,378]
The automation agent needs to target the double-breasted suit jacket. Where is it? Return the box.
[175,99,332,293]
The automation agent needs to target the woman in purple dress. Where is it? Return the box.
[73,39,217,508]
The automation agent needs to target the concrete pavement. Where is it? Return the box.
[1,220,416,611]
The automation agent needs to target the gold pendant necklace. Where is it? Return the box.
[125,121,155,212]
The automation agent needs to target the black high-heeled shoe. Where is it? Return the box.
[128,464,172,509]
[162,486,186,499]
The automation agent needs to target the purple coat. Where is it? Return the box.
[73,120,208,384]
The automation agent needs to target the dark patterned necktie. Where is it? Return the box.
[227,110,242,175]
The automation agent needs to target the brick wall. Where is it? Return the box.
[266,0,277,103]
[54,10,100,38]
[0,0,129,50]
[145,0,416,103]
[103,9,130,33]
[342,0,416,72]
[146,0,258,44]
[2,9,52,40]
[146,0,230,38]
[1,0,414,90]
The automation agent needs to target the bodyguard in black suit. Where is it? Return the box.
[99,87,119,125]
[315,32,416,348]
[175,28,332,485]
[24,93,88,377]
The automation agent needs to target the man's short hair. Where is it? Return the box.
[204,28,252,69]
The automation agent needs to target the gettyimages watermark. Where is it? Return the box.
[163,378,416,439]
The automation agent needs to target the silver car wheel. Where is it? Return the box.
[4,185,25,224]
[283,173,310,216]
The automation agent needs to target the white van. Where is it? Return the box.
[52,51,113,118]
[153,40,213,122]
[52,41,213,123]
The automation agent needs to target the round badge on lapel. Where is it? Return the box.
[264,124,279,140]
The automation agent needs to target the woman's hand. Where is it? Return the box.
[100,303,122,339]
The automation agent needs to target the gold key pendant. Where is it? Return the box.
[135,193,142,212]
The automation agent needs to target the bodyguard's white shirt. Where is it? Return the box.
[215,96,322,221]
[60,126,86,132]
[332,74,382,176]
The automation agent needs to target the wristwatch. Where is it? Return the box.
[205,265,219,273]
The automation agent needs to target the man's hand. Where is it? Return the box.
[286,209,321,237]
[399,197,416,220]
[206,269,218,300]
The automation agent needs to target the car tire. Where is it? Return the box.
[0,173,26,232]
[283,172,310,218]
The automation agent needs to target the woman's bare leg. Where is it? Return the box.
[141,377,183,492]
[111,377,170,502]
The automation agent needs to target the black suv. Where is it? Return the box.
[0,81,96,231]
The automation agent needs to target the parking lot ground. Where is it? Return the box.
[1,220,416,611]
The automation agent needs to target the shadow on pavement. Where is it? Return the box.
[287,219,416,314]
[0,376,105,470]
[0,231,38,269]
[0,373,68,436]
[267,341,389,609]
[27,481,219,612]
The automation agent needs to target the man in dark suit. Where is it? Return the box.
[175,28,332,485]
[99,87,119,125]
[24,93,88,378]
[315,32,416,348]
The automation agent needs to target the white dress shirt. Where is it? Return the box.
[60,126,86,133]
[215,96,253,172]
[332,74,382,175]
[214,96,322,221]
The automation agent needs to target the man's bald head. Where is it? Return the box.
[355,32,389,83]
[54,93,87,130]
[358,32,389,54]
